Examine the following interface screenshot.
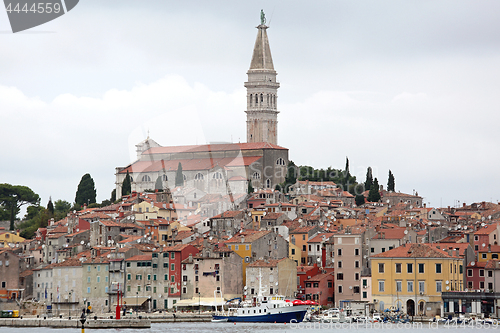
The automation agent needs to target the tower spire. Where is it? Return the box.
[245,11,280,145]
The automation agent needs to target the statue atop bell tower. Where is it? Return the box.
[245,10,280,145]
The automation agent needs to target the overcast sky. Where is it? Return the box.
[1,1,500,211]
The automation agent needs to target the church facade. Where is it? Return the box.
[115,19,288,199]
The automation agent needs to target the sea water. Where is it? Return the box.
[0,321,494,332]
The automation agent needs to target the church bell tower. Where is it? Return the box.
[245,11,280,145]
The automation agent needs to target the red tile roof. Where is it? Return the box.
[372,243,458,258]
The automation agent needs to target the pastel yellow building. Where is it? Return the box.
[0,231,25,247]
[289,241,301,265]
[371,243,464,317]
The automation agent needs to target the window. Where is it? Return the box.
[395,263,401,273]
[171,252,175,259]
[87,266,91,272]
[127,274,131,280]
[435,263,442,274]
[171,263,175,271]
[127,286,131,292]
[142,175,151,182]
[362,291,367,299]
[488,270,493,278]
[87,277,91,283]
[353,286,360,294]
[396,281,402,292]
[164,274,168,281]
[381,248,385,253]
[436,281,442,293]
[338,261,342,268]
[136,274,142,280]
[378,281,385,292]
[305,283,311,288]
[482,253,487,259]
[338,285,343,293]
[480,281,485,289]
[419,281,425,293]
[371,247,374,253]
[479,269,485,277]
[291,249,295,255]
[171,275,175,282]
[337,273,343,280]
[407,263,413,274]
[355,261,359,268]
[489,282,493,290]
[87,287,90,294]
[355,248,359,256]
[337,249,342,256]
[494,254,499,260]
[96,276,100,283]
[355,273,359,280]
[468,269,473,277]
[328,281,332,288]
[276,158,286,166]
[378,263,384,273]
[418,263,424,273]
[407,281,413,293]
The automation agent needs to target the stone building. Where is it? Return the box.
[115,18,288,200]
[245,258,297,298]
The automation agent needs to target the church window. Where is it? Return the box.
[255,95,258,104]
[162,174,168,181]
[276,158,286,166]
[266,179,271,188]
[212,172,223,188]
[183,174,187,181]
[142,175,151,182]
[260,93,263,102]
[252,172,261,179]
[195,173,204,180]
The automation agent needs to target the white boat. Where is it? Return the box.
[212,269,309,323]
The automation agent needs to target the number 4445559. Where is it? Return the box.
[5,3,62,14]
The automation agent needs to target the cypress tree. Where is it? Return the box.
[75,174,97,206]
[175,163,184,187]
[110,189,116,202]
[122,171,132,196]
[368,177,381,202]
[355,194,365,206]
[47,197,54,216]
[155,176,163,191]
[388,170,395,192]
[364,167,373,192]
[248,181,254,194]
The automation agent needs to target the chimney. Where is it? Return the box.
[448,206,451,213]
[381,232,385,239]
[447,249,452,256]
[463,203,466,208]
[454,249,459,257]
[489,244,492,252]
[423,203,426,208]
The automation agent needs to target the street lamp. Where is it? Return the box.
[136,292,138,315]
[198,292,201,314]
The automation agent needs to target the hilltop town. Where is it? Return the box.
[1,15,499,321]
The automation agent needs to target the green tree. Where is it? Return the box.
[122,171,132,197]
[155,176,163,191]
[355,194,365,206]
[387,170,395,192]
[110,189,116,202]
[285,160,297,186]
[364,167,373,192]
[75,174,97,206]
[248,181,254,194]
[0,184,40,230]
[175,163,184,187]
[54,199,71,213]
[368,178,381,202]
[47,197,54,217]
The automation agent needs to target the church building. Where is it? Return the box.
[115,16,288,199]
